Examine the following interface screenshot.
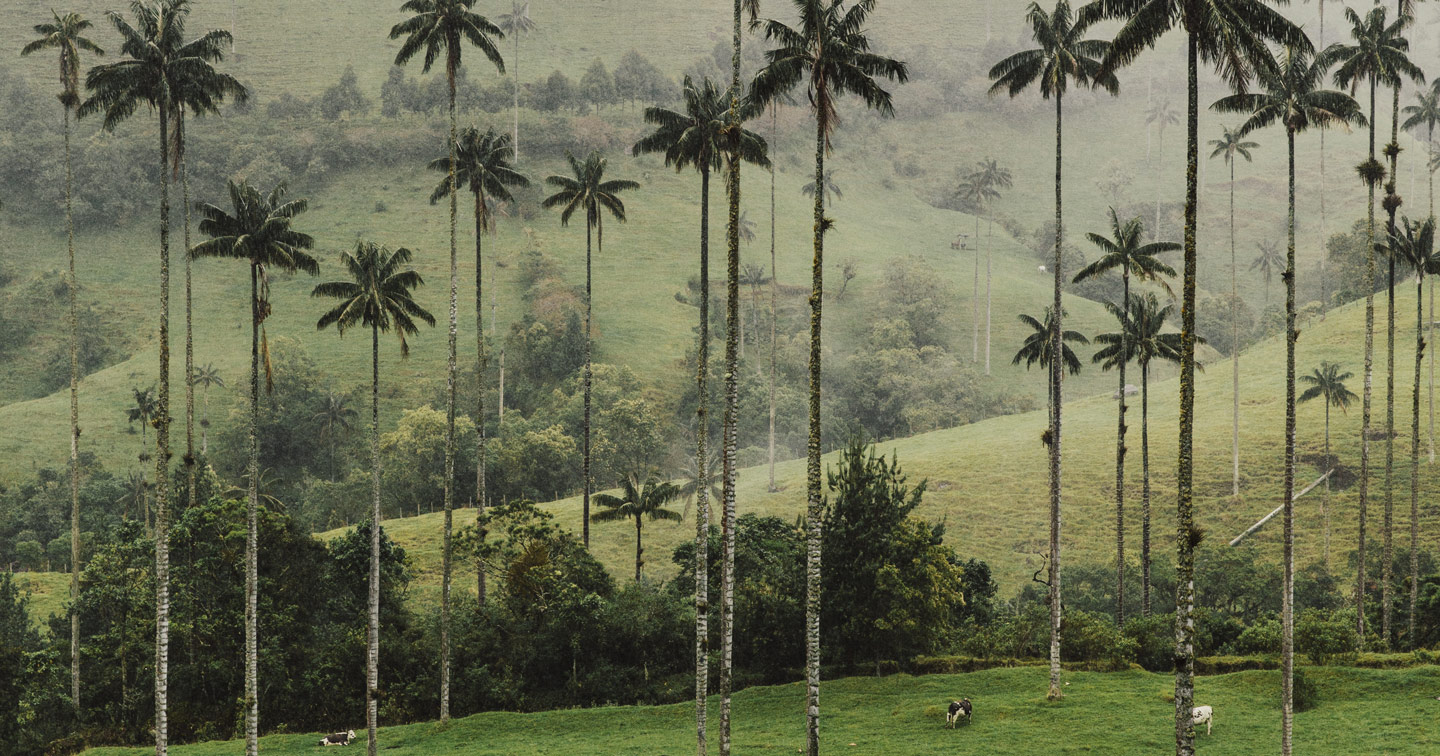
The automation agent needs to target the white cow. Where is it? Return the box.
[1191,705,1213,736]
[319,730,356,746]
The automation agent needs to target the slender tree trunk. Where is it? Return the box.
[244,262,259,756]
[583,219,593,547]
[1115,270,1129,627]
[1156,127,1164,238]
[180,109,195,515]
[440,56,459,723]
[1429,124,1435,464]
[1383,76,1402,650]
[366,324,381,756]
[694,166,712,756]
[985,215,994,375]
[804,111,825,756]
[1046,92,1064,703]
[201,387,209,455]
[972,215,980,362]
[769,104,779,494]
[1281,129,1298,756]
[513,34,520,162]
[635,518,643,582]
[1324,404,1331,567]
[1411,271,1423,649]
[1358,77,1378,646]
[1173,35,1199,756]
[475,189,489,603]
[1231,160,1240,497]
[1142,362,1152,617]
[64,103,82,713]
[720,7,742,750]
[155,103,173,756]
[498,348,505,425]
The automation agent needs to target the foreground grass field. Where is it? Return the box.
[82,665,1440,755]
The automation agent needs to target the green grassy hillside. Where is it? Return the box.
[331,280,1440,597]
[81,665,1440,755]
[12,571,68,632]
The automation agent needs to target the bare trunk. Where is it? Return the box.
[1231,160,1240,497]
[1411,271,1423,650]
[1358,76,1377,646]
[583,219,593,546]
[804,112,824,756]
[1281,129,1297,756]
[972,215,980,363]
[1115,270,1128,626]
[366,325,380,756]
[1142,363,1152,617]
[720,7,742,750]
[156,104,172,756]
[695,166,712,756]
[985,215,993,375]
[64,104,81,712]
[181,110,195,515]
[1047,91,1063,702]
[1173,35,1199,756]
[476,189,488,605]
[440,57,459,722]
[1382,76,1402,650]
[244,262,258,756]
[768,104,779,494]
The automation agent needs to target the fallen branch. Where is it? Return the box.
[1228,469,1334,547]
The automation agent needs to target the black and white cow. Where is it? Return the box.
[1191,705,1213,736]
[318,730,356,747]
[946,698,973,728]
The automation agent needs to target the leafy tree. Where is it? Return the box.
[313,241,434,752]
[593,472,684,581]
[0,572,44,748]
[390,0,505,721]
[192,179,315,755]
[1076,209,1177,624]
[428,126,527,603]
[1299,361,1357,567]
[380,405,477,518]
[318,65,372,121]
[1329,2,1424,648]
[750,4,908,747]
[1209,126,1258,498]
[531,69,574,112]
[542,151,639,547]
[1214,42,1364,747]
[579,58,616,110]
[381,65,421,117]
[990,0,1114,699]
[20,10,103,710]
[614,50,671,107]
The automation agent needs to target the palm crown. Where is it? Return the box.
[390,0,505,76]
[1382,215,1439,276]
[312,242,437,356]
[1073,208,1179,286]
[1214,44,1367,138]
[1299,361,1358,412]
[192,181,318,279]
[20,10,104,108]
[495,1,537,38]
[427,127,529,223]
[1013,307,1090,375]
[750,0,910,144]
[634,75,771,176]
[989,1,1117,100]
[593,473,685,526]
[79,0,244,132]
[1251,239,1284,284]
[1402,82,1440,135]
[1209,126,1259,165]
[1330,6,1424,98]
[800,169,844,206]
[542,151,640,230]
[1128,291,1187,370]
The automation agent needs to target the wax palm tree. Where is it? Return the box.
[678,448,723,521]
[989,0,1115,701]
[1209,126,1258,498]
[632,75,766,751]
[1330,3,1425,648]
[1073,209,1177,626]
[1128,292,1186,616]
[314,393,358,482]
[428,126,528,604]
[126,386,157,466]
[1213,43,1365,751]
[496,1,536,161]
[800,169,843,206]
[390,0,505,721]
[78,3,241,746]
[1145,99,1179,233]
[593,472,685,581]
[1080,0,1304,742]
[1402,82,1440,462]
[191,180,316,756]
[313,242,434,756]
[978,158,1012,375]
[737,209,757,245]
[191,363,223,455]
[1299,361,1356,568]
[1251,239,1284,306]
[21,8,103,711]
[1013,307,1090,382]
[750,4,907,748]
[954,175,989,363]
[1381,215,1436,649]
[542,151,640,547]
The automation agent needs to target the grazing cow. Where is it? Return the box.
[318,730,356,747]
[1191,706,1213,736]
[946,698,973,728]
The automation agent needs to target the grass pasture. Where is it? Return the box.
[12,571,68,633]
[81,665,1440,755]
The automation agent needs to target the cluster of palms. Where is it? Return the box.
[993,1,1435,753]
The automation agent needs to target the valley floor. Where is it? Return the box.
[82,666,1440,755]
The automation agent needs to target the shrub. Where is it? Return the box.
[1233,618,1282,655]
[1061,610,1137,671]
[1124,613,1175,672]
[1292,668,1319,712]
[1297,609,1358,665]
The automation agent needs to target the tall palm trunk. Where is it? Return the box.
[1173,35,1199,756]
[366,324,381,756]
[155,102,173,756]
[244,261,259,756]
[972,215,981,362]
[985,214,994,375]
[768,104,779,494]
[719,5,742,751]
[1359,76,1377,645]
[475,188,489,604]
[1281,128,1298,756]
[64,102,81,712]
[1324,402,1331,565]
[1114,270,1129,626]
[1428,122,1435,464]
[804,111,825,756]
[694,165,712,756]
[1046,91,1064,703]
[1383,71,1402,650]
[583,219,594,547]
[180,110,196,514]
[1230,159,1240,497]
[1411,268,1423,649]
[440,53,459,723]
[1142,361,1152,617]
[512,33,521,162]
[634,518,644,582]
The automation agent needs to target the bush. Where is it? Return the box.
[1124,613,1175,672]
[1233,618,1282,655]
[1194,656,1278,675]
[1292,668,1319,712]
[1297,609,1358,665]
[1061,610,1137,671]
